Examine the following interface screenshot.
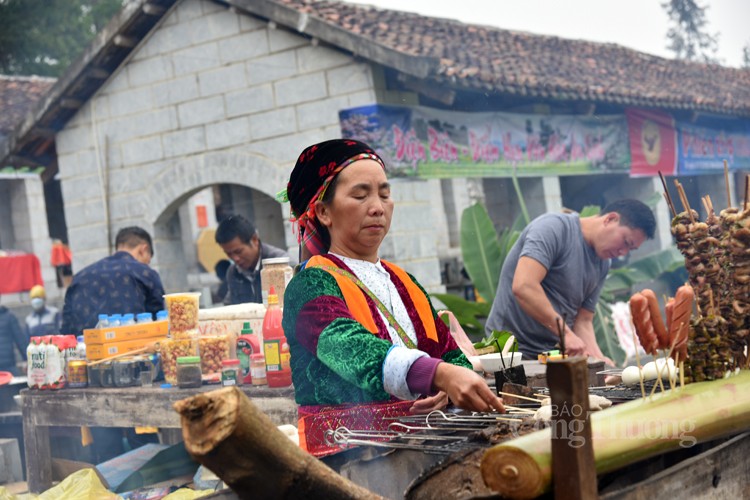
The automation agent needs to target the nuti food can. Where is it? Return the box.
[67,360,88,388]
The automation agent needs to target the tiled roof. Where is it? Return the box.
[3,0,750,170]
[275,0,750,116]
[0,75,56,139]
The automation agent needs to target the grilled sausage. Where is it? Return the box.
[629,292,658,355]
[641,289,668,350]
[669,285,694,361]
[665,297,675,333]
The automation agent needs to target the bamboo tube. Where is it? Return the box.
[481,371,750,498]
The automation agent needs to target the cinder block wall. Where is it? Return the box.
[55,0,446,291]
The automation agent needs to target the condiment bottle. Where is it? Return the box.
[221,359,242,387]
[262,286,292,388]
[237,322,260,384]
[250,353,267,386]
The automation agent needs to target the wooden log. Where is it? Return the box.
[547,357,597,500]
[173,387,382,500]
[480,369,750,499]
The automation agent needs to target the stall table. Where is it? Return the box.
[21,385,297,493]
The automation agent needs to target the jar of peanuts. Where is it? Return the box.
[164,292,201,336]
[260,258,293,308]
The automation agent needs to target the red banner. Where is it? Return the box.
[627,109,677,177]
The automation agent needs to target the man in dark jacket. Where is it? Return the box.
[0,301,27,374]
[61,226,165,335]
[215,215,291,305]
[60,226,165,462]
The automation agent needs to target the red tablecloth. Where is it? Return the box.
[0,253,43,294]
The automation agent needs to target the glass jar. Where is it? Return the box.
[114,359,137,387]
[260,257,293,307]
[176,356,202,388]
[221,359,242,387]
[250,353,267,386]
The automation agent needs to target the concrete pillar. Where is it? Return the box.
[541,176,563,213]
[10,177,56,296]
[651,177,673,252]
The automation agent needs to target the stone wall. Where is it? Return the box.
[54,0,446,292]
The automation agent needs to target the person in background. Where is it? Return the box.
[25,285,61,337]
[214,215,290,305]
[212,259,231,304]
[51,239,73,289]
[61,226,165,335]
[0,297,27,375]
[485,200,656,364]
[60,226,165,462]
[281,139,504,414]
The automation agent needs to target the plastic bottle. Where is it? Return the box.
[27,337,46,389]
[237,322,260,384]
[95,314,109,329]
[108,314,122,327]
[121,313,136,326]
[75,335,86,360]
[250,353,267,386]
[155,310,168,322]
[262,286,292,388]
[136,312,153,323]
[45,336,65,390]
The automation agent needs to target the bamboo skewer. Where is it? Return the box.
[724,160,731,208]
[87,341,161,366]
[674,180,695,223]
[629,317,647,400]
[503,405,536,414]
[701,196,711,219]
[496,417,523,423]
[744,175,749,212]
[659,170,677,217]
[496,391,545,404]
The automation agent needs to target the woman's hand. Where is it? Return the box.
[409,391,449,414]
[432,363,505,413]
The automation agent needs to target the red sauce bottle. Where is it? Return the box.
[263,286,292,388]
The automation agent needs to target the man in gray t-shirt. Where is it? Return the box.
[485,200,656,363]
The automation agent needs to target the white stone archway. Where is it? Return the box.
[145,151,294,291]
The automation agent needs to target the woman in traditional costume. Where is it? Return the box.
[280,139,504,419]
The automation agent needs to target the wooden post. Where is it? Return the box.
[547,356,597,499]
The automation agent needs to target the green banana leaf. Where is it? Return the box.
[460,203,503,303]
[433,293,491,340]
[602,247,684,300]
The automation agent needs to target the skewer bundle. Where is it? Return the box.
[665,175,750,382]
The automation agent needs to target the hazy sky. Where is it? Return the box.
[344,0,749,68]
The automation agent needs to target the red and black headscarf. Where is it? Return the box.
[277,139,385,257]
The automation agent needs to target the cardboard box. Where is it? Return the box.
[86,336,167,361]
[84,320,169,345]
